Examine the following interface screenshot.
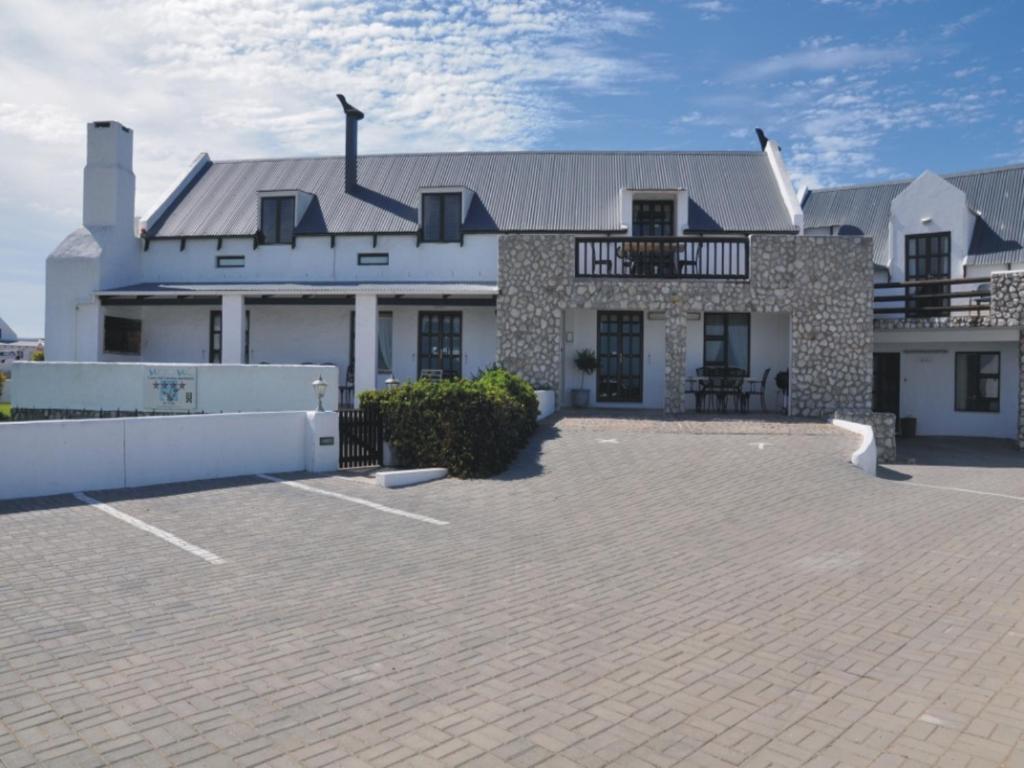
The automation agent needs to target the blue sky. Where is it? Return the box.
[1,0,1022,337]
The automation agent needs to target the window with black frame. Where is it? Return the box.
[421,193,462,242]
[103,315,141,355]
[260,196,296,245]
[703,313,750,374]
[418,312,462,378]
[955,351,999,412]
[631,200,674,237]
[208,310,250,363]
[906,233,950,317]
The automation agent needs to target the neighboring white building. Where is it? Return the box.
[803,165,1024,439]
[45,100,803,410]
[0,317,44,375]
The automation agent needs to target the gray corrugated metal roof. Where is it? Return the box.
[148,151,796,238]
[802,164,1024,266]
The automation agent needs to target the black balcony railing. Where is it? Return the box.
[575,237,749,279]
[873,277,991,317]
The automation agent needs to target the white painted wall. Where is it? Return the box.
[140,232,497,285]
[684,312,790,411]
[0,410,338,501]
[875,332,1019,439]
[9,362,338,413]
[562,309,790,411]
[562,309,666,409]
[888,171,973,281]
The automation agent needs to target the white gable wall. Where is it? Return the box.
[887,171,973,281]
[140,233,497,284]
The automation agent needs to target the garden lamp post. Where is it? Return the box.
[312,374,327,411]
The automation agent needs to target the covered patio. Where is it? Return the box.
[95,281,499,404]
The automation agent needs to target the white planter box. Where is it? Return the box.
[535,389,556,420]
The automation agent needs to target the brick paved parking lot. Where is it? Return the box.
[2,418,1023,767]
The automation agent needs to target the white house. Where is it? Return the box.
[0,318,43,375]
[803,164,1024,440]
[45,99,811,413]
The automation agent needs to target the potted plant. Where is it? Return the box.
[775,370,789,412]
[572,348,597,408]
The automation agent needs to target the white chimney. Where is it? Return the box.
[83,121,135,233]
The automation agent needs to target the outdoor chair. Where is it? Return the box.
[746,368,770,411]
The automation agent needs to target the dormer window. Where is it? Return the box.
[260,196,295,245]
[632,200,674,237]
[422,192,462,243]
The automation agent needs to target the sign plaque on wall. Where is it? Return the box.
[144,367,198,412]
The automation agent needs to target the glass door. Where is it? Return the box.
[418,312,462,378]
[906,233,950,317]
[596,311,644,403]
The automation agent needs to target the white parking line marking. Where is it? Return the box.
[73,492,225,565]
[902,481,1024,503]
[748,442,768,450]
[257,475,450,526]
[597,438,619,444]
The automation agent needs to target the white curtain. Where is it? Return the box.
[377,313,393,373]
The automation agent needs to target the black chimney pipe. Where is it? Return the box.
[337,95,364,192]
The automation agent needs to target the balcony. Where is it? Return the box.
[873,277,991,318]
[575,236,749,279]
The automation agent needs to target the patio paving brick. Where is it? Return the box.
[1,417,1022,766]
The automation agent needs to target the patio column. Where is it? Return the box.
[221,294,245,364]
[664,306,687,414]
[353,294,378,405]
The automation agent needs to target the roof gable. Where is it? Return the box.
[803,163,1024,266]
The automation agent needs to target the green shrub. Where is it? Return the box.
[360,370,538,478]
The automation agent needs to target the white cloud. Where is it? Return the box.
[730,42,915,81]
[0,0,655,334]
[685,1,735,20]
[941,9,989,38]
[817,0,922,8]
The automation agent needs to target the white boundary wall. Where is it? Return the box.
[9,362,338,413]
[0,410,338,500]
[831,418,877,476]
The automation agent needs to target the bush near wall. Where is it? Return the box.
[360,370,538,478]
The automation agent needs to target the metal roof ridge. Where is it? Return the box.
[208,149,768,165]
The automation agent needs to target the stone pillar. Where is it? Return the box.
[664,306,687,414]
[354,294,378,406]
[220,294,245,364]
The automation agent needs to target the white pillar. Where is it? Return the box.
[221,294,245,364]
[354,294,378,405]
[75,301,103,361]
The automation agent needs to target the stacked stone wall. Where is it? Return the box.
[497,234,874,418]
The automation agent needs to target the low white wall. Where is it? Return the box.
[831,418,877,476]
[8,361,338,413]
[0,410,339,501]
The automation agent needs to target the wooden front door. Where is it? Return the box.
[596,311,643,403]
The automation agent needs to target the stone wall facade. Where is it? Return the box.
[990,271,1024,326]
[497,234,875,418]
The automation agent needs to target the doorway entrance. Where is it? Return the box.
[873,352,901,424]
[596,311,644,403]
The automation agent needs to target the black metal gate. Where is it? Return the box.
[338,407,383,468]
